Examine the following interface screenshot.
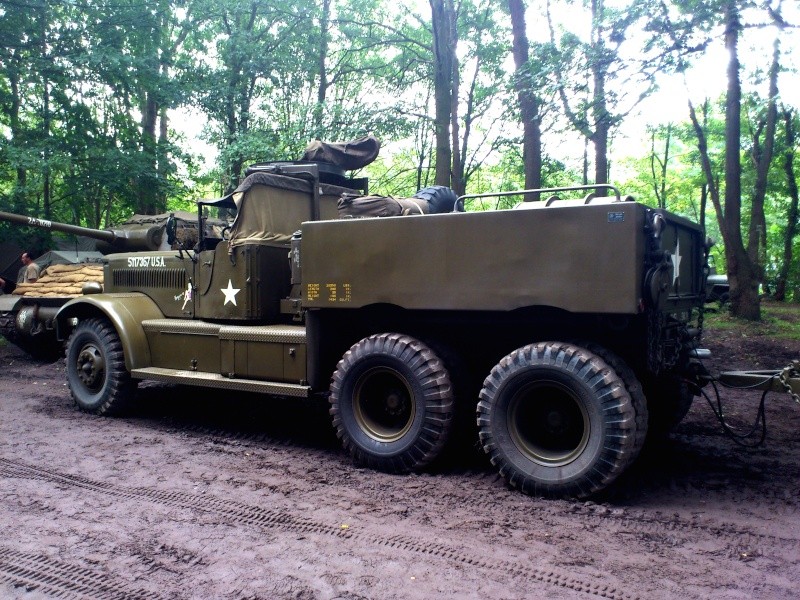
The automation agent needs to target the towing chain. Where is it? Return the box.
[779,361,800,404]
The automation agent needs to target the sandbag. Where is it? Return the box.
[13,263,104,297]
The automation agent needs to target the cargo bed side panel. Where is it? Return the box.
[301,204,647,315]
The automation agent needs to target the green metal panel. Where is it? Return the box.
[105,252,192,318]
[140,320,307,383]
[56,293,164,370]
[142,320,221,373]
[301,203,648,314]
[194,242,291,322]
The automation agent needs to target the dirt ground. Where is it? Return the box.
[1,313,799,599]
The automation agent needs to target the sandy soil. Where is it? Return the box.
[0,318,799,599]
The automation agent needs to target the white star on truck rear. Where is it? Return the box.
[671,239,682,286]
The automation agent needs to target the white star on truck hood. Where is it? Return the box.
[671,239,682,285]
[221,279,240,306]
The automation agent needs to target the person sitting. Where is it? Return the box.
[19,252,40,283]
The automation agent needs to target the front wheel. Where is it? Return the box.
[477,342,642,498]
[66,318,136,415]
[329,333,454,473]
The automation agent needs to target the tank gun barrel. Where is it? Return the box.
[0,210,164,252]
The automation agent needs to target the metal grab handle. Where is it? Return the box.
[458,184,623,204]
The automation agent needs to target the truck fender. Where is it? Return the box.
[56,293,164,371]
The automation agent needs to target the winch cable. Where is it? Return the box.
[698,378,769,448]
[684,338,774,448]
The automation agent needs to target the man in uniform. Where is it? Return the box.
[19,252,40,283]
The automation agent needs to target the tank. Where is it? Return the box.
[0,210,228,358]
[0,210,165,253]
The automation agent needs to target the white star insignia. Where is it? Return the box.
[671,239,682,286]
[221,279,240,306]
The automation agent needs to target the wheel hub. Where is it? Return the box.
[509,380,590,467]
[76,344,105,390]
[353,367,415,442]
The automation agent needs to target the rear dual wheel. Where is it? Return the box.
[478,342,645,498]
[329,333,454,472]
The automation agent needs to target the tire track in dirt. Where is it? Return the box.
[0,547,165,600]
[0,457,636,600]
[145,423,800,552]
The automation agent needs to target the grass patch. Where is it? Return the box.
[702,300,800,340]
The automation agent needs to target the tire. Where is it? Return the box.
[574,342,648,469]
[477,342,641,498]
[643,374,694,436]
[421,339,482,466]
[413,186,462,213]
[329,333,454,473]
[66,318,137,415]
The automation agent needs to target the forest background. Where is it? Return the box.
[1,0,798,319]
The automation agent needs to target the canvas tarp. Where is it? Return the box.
[205,172,357,248]
[300,135,380,171]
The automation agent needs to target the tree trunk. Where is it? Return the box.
[430,0,454,187]
[138,91,160,215]
[689,99,724,228]
[591,70,610,190]
[775,108,799,302]
[590,0,610,192]
[314,0,331,137]
[8,54,27,213]
[42,80,51,220]
[650,125,671,209]
[40,6,51,220]
[450,26,464,195]
[509,0,542,200]
[747,37,780,279]
[723,1,760,320]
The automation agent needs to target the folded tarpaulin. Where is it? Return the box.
[300,135,381,171]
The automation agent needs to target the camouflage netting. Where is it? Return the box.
[13,264,104,298]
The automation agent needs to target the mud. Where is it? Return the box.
[1,321,799,599]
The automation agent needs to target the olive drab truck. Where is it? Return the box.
[52,136,729,498]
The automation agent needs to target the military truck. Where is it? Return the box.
[48,139,716,499]
[0,211,225,358]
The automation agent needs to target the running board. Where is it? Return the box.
[130,367,311,398]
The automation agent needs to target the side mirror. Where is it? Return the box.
[166,214,177,246]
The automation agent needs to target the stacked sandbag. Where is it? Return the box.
[13,264,104,298]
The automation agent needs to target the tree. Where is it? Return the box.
[657,0,797,318]
[508,0,543,197]
[721,0,762,319]
[429,0,457,187]
[774,107,800,301]
[545,0,660,192]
